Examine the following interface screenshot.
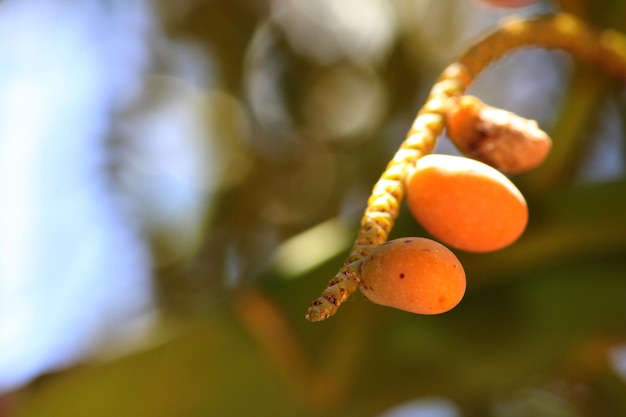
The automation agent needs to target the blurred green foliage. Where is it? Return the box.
[10,0,626,416]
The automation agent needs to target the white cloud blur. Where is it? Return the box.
[0,0,155,391]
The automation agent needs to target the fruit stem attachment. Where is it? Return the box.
[305,66,471,321]
[305,13,626,321]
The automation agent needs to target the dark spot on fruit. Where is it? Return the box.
[399,273,405,279]
[404,239,412,243]
[438,296,446,303]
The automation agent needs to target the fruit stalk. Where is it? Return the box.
[305,66,471,321]
[305,13,626,321]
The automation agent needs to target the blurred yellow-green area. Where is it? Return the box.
[4,0,626,416]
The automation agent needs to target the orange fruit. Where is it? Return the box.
[360,237,466,315]
[406,154,528,252]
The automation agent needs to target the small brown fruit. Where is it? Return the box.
[445,95,552,174]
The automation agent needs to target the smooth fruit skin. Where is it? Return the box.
[359,237,466,315]
[406,154,528,252]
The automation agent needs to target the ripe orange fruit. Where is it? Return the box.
[406,154,528,252]
[360,237,466,315]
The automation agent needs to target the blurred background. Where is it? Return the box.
[1,0,626,416]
